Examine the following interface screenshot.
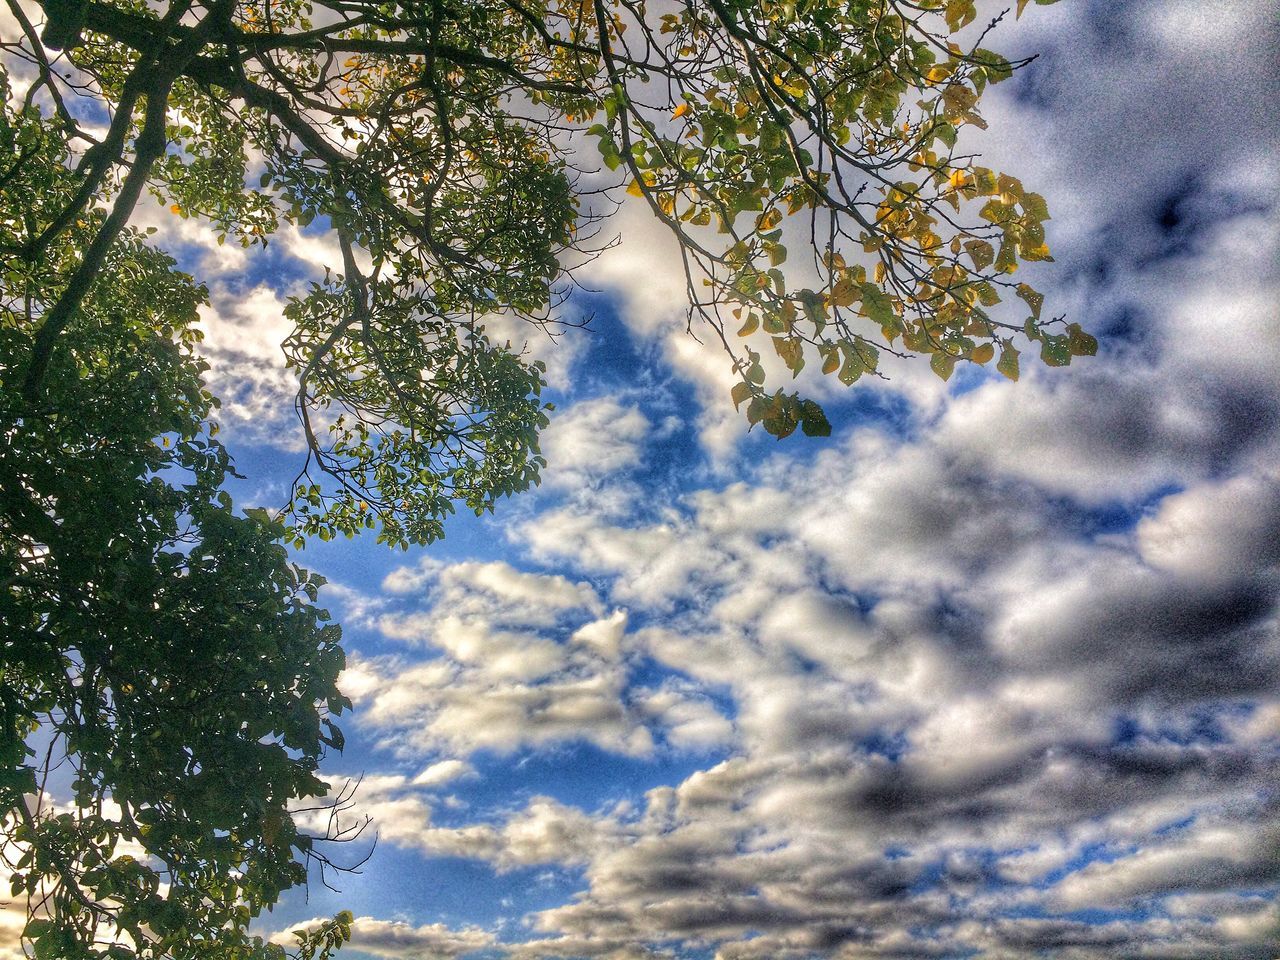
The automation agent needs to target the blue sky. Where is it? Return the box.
[14,0,1279,956]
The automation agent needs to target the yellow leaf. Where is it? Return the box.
[626,179,645,198]
[971,342,995,364]
[831,276,857,307]
[672,102,690,119]
[170,204,182,215]
[1022,241,1054,262]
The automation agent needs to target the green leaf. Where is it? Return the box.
[1022,191,1050,222]
[797,288,824,327]
[994,239,1019,273]
[761,393,799,438]
[839,358,865,387]
[930,350,956,381]
[1016,283,1044,319]
[1067,322,1098,356]
[23,919,53,939]
[997,343,1021,381]
[860,283,896,328]
[946,0,977,32]
[799,399,832,437]
[1040,333,1072,366]
[964,239,994,272]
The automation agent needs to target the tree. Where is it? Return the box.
[1,0,1078,956]
[5,0,1083,546]
[0,70,358,959]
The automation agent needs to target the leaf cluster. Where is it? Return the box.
[0,74,353,960]
[0,0,1086,953]
[7,0,1086,538]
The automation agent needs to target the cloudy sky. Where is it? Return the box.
[21,0,1280,957]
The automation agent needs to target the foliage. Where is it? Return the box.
[4,0,1079,547]
[0,72,355,959]
[0,0,1078,955]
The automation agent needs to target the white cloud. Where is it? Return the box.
[634,680,735,751]
[1137,470,1280,585]
[346,648,650,760]
[241,0,1280,954]
[196,281,304,448]
[413,759,476,789]
[382,559,601,621]
[571,609,630,660]
[539,397,650,490]
[1050,816,1280,910]
[413,797,622,871]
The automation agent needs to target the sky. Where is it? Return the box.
[9,0,1280,957]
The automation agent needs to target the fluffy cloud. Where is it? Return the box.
[343,394,1279,956]
[347,649,653,758]
[1137,471,1280,586]
[1049,814,1280,911]
[341,558,731,760]
[279,0,1280,955]
[539,397,651,491]
[382,559,601,620]
[340,206,1278,960]
[413,759,476,789]
[412,797,622,871]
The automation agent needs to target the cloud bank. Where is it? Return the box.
[297,1,1280,955]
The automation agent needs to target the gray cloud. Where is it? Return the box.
[313,1,1280,955]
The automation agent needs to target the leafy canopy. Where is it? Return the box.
[0,70,356,960]
[8,0,1079,549]
[1,0,1077,956]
